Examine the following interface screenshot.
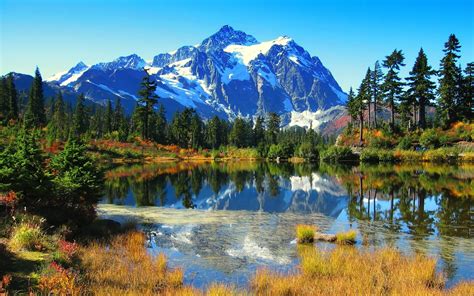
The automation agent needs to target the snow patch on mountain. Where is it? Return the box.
[224,36,292,65]
[60,67,89,86]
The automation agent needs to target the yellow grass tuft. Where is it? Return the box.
[335,230,357,245]
[296,224,316,244]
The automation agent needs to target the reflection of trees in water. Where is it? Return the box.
[343,165,472,239]
[105,162,471,238]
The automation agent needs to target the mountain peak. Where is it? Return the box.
[199,25,258,52]
[93,54,147,71]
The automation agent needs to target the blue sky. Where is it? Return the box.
[1,0,472,92]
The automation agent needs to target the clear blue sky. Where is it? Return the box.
[1,0,472,92]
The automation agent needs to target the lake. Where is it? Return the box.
[98,161,473,288]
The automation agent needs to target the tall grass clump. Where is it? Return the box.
[296,224,316,244]
[8,221,49,251]
[250,246,463,295]
[79,231,186,295]
[335,230,356,245]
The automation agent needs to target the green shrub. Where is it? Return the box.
[296,224,316,244]
[9,222,49,251]
[360,149,395,163]
[394,150,423,162]
[320,146,357,163]
[267,142,294,159]
[296,142,319,161]
[424,148,459,162]
[366,136,393,149]
[397,135,413,150]
[420,129,441,149]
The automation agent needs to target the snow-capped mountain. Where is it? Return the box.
[41,26,348,130]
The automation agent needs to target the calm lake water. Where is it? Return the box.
[98,161,473,288]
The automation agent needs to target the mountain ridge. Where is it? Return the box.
[13,25,349,132]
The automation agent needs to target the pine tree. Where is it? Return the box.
[206,116,222,149]
[190,113,204,149]
[356,77,370,143]
[382,49,405,131]
[230,117,250,148]
[113,98,124,131]
[371,61,383,128]
[461,62,473,120]
[0,77,7,123]
[71,93,88,137]
[155,104,167,144]
[104,99,113,134]
[405,48,436,129]
[24,67,46,128]
[266,112,280,145]
[137,69,159,139]
[438,34,462,127]
[47,92,67,141]
[363,68,372,128]
[346,87,358,122]
[253,116,265,146]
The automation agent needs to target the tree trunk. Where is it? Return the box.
[368,101,371,129]
[374,100,377,128]
[359,113,364,145]
[390,100,395,132]
[419,102,426,129]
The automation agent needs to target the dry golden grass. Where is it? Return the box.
[251,245,473,296]
[73,231,473,296]
[80,231,189,295]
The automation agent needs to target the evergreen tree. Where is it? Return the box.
[461,62,473,120]
[155,104,167,144]
[382,49,405,131]
[0,77,8,123]
[47,92,67,141]
[104,99,113,134]
[137,69,159,139]
[266,112,280,145]
[50,139,103,224]
[438,34,462,127]
[24,67,46,128]
[113,98,124,131]
[253,116,265,146]
[190,113,204,149]
[371,61,383,128]
[363,68,373,128]
[355,76,370,143]
[206,116,223,149]
[405,48,436,129]
[346,87,358,122]
[71,93,88,137]
[230,117,250,148]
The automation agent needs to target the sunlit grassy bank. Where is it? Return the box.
[2,227,473,295]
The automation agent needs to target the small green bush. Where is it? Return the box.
[424,148,459,162]
[9,223,49,251]
[267,142,294,159]
[296,142,319,161]
[296,224,316,244]
[320,146,357,163]
[420,129,441,149]
[360,149,394,163]
[394,149,423,162]
[397,135,413,150]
